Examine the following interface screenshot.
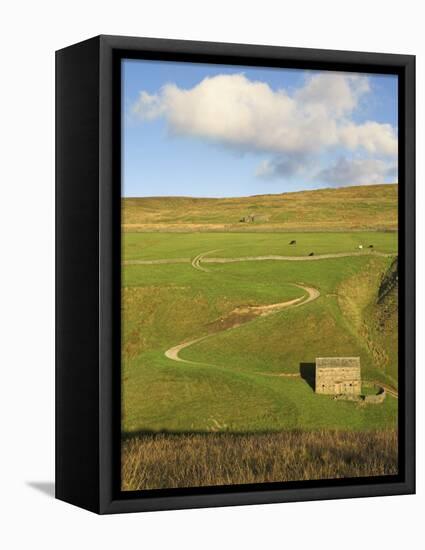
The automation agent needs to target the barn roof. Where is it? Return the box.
[316,357,360,370]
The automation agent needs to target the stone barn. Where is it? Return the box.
[239,214,269,223]
[315,357,361,395]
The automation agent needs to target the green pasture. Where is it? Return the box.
[123,355,397,434]
[123,231,398,261]
[122,231,398,435]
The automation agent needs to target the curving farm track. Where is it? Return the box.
[164,284,320,365]
[132,248,394,392]
[191,249,222,272]
[124,250,394,267]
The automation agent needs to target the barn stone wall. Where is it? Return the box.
[316,367,361,395]
[364,388,386,404]
[311,358,386,403]
[315,358,361,396]
[332,385,386,404]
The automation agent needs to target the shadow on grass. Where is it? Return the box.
[300,362,316,391]
[121,428,297,440]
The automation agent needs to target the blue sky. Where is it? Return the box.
[122,59,398,198]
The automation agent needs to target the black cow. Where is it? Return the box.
[308,252,314,256]
[289,240,296,245]
[368,244,374,248]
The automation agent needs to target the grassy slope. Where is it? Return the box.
[122,253,398,434]
[122,184,398,231]
[181,259,394,378]
[122,185,398,434]
[338,257,399,386]
[364,259,399,383]
[121,185,399,489]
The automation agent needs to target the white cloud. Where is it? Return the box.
[339,122,397,156]
[131,71,398,187]
[295,73,370,117]
[132,72,396,159]
[317,157,397,186]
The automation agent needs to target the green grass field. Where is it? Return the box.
[122,233,398,434]
[123,230,397,260]
[121,185,399,489]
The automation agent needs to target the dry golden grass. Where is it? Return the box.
[121,430,398,491]
[122,184,398,232]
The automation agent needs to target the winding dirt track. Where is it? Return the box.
[124,250,394,266]
[191,249,222,272]
[134,248,395,394]
[164,284,319,364]
[202,251,393,263]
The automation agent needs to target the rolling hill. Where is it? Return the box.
[121,183,399,489]
[122,183,398,232]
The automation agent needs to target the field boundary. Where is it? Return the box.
[124,250,395,266]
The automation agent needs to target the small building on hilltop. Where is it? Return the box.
[239,214,269,223]
[315,357,361,395]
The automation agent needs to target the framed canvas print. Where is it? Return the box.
[56,35,415,514]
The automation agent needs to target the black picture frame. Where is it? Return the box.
[56,35,415,514]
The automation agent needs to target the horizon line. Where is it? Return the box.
[122,182,398,200]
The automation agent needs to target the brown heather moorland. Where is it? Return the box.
[122,184,398,232]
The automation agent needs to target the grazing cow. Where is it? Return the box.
[358,245,363,249]
[289,240,296,245]
[308,252,314,256]
[369,244,374,248]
